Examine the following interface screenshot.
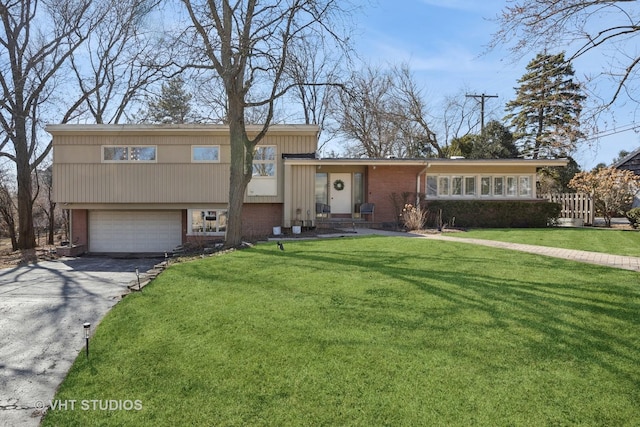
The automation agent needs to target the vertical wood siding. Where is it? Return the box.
[53,129,317,205]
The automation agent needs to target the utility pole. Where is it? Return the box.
[466,93,498,132]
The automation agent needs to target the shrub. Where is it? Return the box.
[425,200,561,228]
[400,204,427,230]
[625,207,640,229]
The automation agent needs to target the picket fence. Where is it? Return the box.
[542,193,594,225]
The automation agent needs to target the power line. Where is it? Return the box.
[466,93,498,132]
[583,123,640,142]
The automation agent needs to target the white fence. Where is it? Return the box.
[542,193,594,225]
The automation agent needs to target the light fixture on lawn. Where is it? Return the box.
[83,322,91,359]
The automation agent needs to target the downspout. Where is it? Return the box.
[416,162,431,204]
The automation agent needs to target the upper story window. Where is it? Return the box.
[252,146,276,177]
[247,146,277,196]
[192,146,220,162]
[103,146,156,162]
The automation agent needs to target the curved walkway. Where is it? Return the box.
[330,228,640,272]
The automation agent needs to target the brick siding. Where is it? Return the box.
[366,166,426,225]
[71,209,88,246]
[241,203,283,238]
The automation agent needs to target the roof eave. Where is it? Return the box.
[45,123,320,137]
[285,158,570,167]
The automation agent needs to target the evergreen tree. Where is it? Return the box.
[505,52,586,159]
[452,121,519,159]
[145,77,194,124]
[470,120,519,159]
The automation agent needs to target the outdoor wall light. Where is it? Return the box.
[83,322,91,359]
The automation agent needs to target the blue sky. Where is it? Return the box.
[349,0,640,169]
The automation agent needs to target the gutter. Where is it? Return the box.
[416,163,431,204]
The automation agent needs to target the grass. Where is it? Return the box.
[42,236,640,426]
[459,227,640,257]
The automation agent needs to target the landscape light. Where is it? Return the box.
[83,322,91,359]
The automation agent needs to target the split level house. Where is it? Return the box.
[48,124,568,254]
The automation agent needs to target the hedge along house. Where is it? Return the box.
[49,124,568,254]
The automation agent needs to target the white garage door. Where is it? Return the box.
[89,211,182,253]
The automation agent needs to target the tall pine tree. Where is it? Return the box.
[505,52,585,159]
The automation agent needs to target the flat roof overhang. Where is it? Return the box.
[45,123,320,137]
[284,157,570,168]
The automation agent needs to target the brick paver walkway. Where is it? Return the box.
[330,229,640,272]
[417,233,640,272]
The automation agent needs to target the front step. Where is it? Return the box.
[316,218,378,229]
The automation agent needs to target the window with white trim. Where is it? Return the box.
[427,174,535,198]
[464,177,476,196]
[506,176,517,196]
[247,146,277,196]
[494,177,504,196]
[102,145,157,162]
[188,209,227,235]
[481,177,491,196]
[426,176,437,197]
[452,176,463,196]
[252,146,276,177]
[519,176,532,196]
[192,146,220,162]
[438,176,449,196]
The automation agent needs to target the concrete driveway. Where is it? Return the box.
[0,256,162,427]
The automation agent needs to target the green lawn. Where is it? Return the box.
[43,236,640,426]
[459,227,640,257]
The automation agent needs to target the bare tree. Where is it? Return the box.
[286,36,345,151]
[439,88,482,145]
[67,0,172,124]
[178,0,353,247]
[390,65,439,157]
[0,0,105,249]
[335,64,440,158]
[491,0,640,110]
[337,65,398,157]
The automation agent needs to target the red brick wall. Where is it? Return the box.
[241,203,283,238]
[366,166,425,225]
[71,209,88,246]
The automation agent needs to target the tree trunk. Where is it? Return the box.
[225,127,254,247]
[225,93,254,248]
[47,200,56,245]
[14,124,36,249]
[16,166,36,249]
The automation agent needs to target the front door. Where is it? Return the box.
[330,173,352,214]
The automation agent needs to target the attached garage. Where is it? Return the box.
[89,211,182,253]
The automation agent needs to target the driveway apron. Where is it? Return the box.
[0,256,160,427]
